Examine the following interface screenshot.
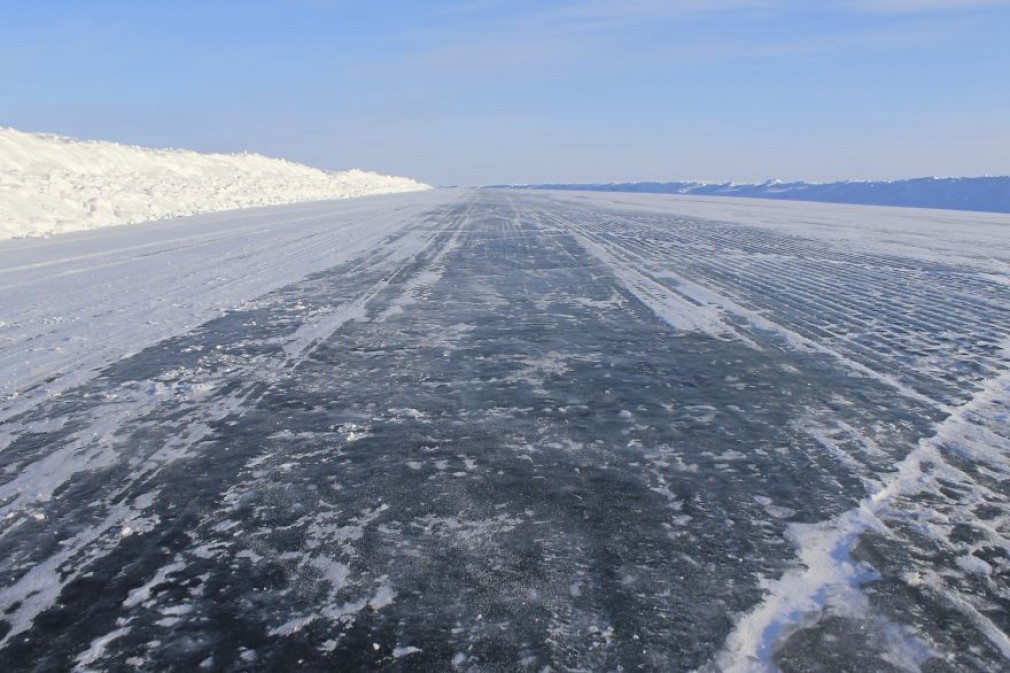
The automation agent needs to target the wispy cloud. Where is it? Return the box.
[390,0,984,84]
[842,0,1008,12]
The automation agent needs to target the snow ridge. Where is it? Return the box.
[0,127,430,239]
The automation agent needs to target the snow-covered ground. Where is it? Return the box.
[0,190,457,424]
[543,190,1010,273]
[0,127,430,240]
[511,176,1010,214]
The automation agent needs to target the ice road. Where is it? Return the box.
[1,189,1009,672]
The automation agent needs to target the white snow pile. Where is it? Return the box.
[0,127,430,239]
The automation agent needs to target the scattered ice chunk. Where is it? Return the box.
[956,555,992,576]
[369,577,396,610]
[73,626,131,670]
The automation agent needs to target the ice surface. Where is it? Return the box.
[1,189,1008,671]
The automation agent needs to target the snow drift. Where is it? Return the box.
[0,127,430,239]
[509,177,1010,214]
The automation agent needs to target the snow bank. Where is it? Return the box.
[0,127,430,239]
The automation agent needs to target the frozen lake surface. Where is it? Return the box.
[1,190,1008,671]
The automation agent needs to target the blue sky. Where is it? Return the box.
[2,1,1008,185]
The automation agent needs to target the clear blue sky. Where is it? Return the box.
[2,1,1008,185]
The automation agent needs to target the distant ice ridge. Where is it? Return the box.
[0,127,430,239]
[507,176,1010,214]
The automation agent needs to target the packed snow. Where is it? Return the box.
[0,127,430,240]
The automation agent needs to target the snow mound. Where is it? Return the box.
[0,127,430,239]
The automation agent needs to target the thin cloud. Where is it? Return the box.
[842,0,1008,12]
[398,0,983,82]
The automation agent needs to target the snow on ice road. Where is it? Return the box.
[1,189,1009,672]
